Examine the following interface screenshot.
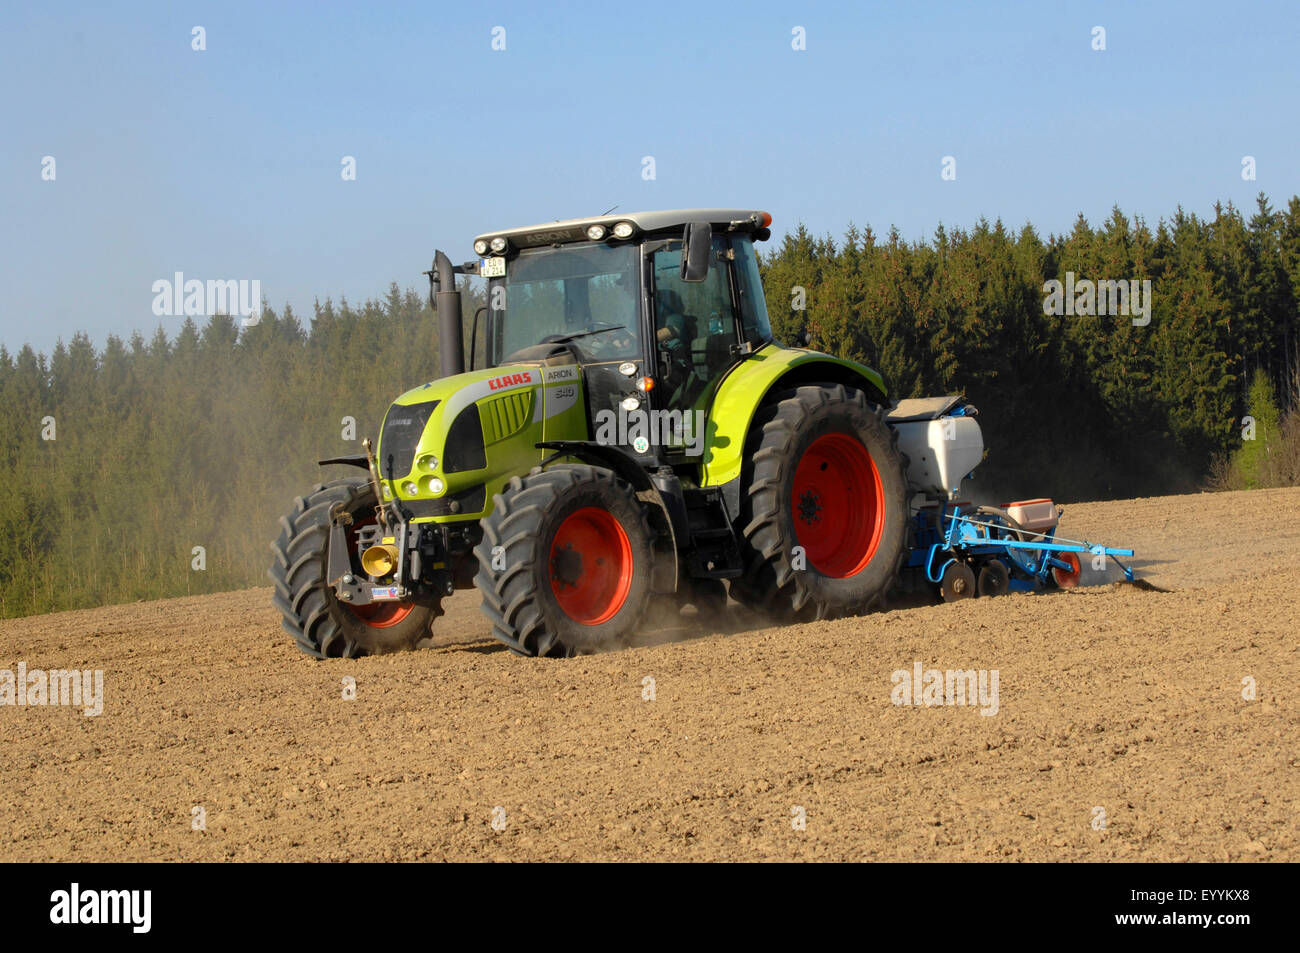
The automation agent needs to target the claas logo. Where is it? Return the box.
[488,372,533,391]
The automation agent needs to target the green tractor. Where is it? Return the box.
[270,209,911,658]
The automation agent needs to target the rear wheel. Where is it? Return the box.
[269,478,439,658]
[474,464,655,656]
[730,384,909,620]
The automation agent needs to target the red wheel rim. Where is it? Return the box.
[343,514,416,628]
[548,507,633,625]
[791,432,885,578]
[346,600,416,628]
[1051,551,1081,589]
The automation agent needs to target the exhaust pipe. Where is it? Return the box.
[430,250,464,379]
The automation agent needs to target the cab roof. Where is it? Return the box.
[474,208,770,250]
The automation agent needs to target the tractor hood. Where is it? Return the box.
[387,363,546,432]
[374,360,585,522]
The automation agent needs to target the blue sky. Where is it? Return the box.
[2,0,1297,355]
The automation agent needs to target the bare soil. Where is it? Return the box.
[2,487,1297,861]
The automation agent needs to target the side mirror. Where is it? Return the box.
[680,221,712,283]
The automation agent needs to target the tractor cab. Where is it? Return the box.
[475,210,775,466]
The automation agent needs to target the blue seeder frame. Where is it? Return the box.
[906,502,1136,592]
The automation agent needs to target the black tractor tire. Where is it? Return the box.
[729,384,909,621]
[270,477,440,658]
[474,464,655,657]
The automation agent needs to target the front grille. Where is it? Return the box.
[378,400,438,479]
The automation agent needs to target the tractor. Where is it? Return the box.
[270,208,968,658]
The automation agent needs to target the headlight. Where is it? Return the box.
[586,224,606,241]
[474,239,489,256]
[489,236,508,253]
[416,453,439,472]
[612,221,635,239]
[621,395,641,411]
[402,481,419,496]
[425,476,445,496]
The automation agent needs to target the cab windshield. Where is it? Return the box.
[488,244,641,364]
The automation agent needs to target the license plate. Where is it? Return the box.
[480,256,506,278]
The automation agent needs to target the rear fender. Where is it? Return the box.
[701,344,888,486]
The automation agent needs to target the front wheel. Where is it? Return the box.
[474,464,655,656]
[269,478,439,658]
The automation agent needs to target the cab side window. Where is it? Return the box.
[651,238,738,413]
[731,236,773,344]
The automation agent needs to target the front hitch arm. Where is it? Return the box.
[325,507,411,606]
